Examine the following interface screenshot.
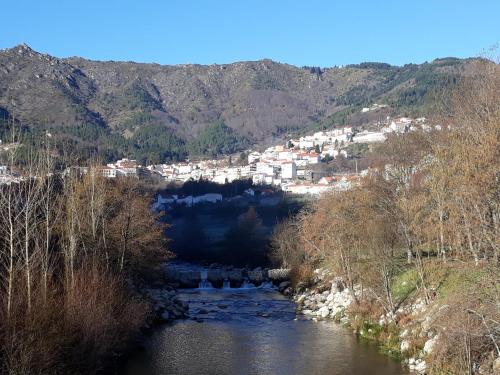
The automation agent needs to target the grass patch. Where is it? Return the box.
[357,320,403,359]
[434,264,490,301]
[391,268,419,301]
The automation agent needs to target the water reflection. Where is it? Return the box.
[125,289,406,375]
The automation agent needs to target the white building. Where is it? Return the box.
[299,137,315,150]
[248,151,261,164]
[306,153,320,164]
[100,166,117,178]
[353,131,386,143]
[278,150,294,161]
[281,162,297,179]
[256,161,275,176]
[177,163,192,174]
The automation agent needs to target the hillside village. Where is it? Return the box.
[105,115,436,197]
[0,115,437,196]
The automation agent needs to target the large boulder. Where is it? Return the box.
[423,335,439,355]
[317,306,330,318]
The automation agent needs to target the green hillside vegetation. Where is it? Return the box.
[131,124,187,164]
[0,45,482,163]
[187,121,248,157]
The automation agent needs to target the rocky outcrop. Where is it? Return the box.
[143,287,189,323]
[292,283,354,322]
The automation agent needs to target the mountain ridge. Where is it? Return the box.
[0,44,478,162]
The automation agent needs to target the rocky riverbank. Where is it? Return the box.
[142,286,190,323]
[282,268,499,375]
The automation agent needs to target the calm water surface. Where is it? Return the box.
[125,289,406,375]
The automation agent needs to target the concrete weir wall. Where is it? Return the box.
[164,264,290,288]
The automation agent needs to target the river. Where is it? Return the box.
[124,287,406,375]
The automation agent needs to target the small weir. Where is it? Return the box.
[198,270,213,289]
[165,262,290,289]
[240,278,256,289]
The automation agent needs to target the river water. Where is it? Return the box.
[124,288,406,375]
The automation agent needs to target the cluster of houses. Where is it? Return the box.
[99,158,143,178]
[90,125,369,195]
[83,117,436,195]
[0,116,438,195]
[147,159,253,185]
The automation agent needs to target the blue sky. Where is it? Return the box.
[1,0,499,67]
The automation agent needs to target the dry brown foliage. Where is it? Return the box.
[0,161,168,374]
[270,56,499,373]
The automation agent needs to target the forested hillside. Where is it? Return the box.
[0,44,478,163]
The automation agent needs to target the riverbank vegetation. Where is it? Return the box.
[271,59,499,374]
[0,147,170,374]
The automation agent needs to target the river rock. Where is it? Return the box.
[423,335,439,355]
[296,294,306,305]
[330,306,344,319]
[315,294,327,303]
[412,359,427,374]
[278,281,291,292]
[400,340,411,352]
[318,306,330,318]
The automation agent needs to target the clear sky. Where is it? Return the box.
[1,0,499,67]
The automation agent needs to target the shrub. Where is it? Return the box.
[0,266,148,375]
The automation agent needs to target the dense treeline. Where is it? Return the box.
[272,60,499,373]
[1,118,248,165]
[0,144,169,374]
[187,121,248,157]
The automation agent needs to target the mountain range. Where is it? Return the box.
[0,44,477,163]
